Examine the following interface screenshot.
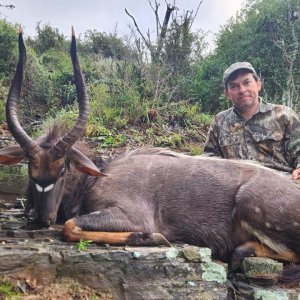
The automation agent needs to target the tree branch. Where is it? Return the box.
[189,0,203,30]
[125,8,153,52]
[156,3,176,58]
[0,4,15,9]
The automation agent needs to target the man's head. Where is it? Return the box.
[223,62,258,88]
[223,62,262,116]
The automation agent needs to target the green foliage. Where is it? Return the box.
[27,23,67,55]
[3,1,299,139]
[90,126,127,148]
[23,48,55,105]
[181,103,212,125]
[164,16,193,76]
[0,81,8,123]
[83,29,129,60]
[0,281,20,299]
[194,0,300,112]
[91,293,99,300]
[32,106,79,141]
[188,144,204,156]
[86,62,148,127]
[192,55,227,112]
[40,48,78,106]
[0,19,17,78]
[18,48,55,128]
[102,133,127,148]
[76,239,92,251]
[196,113,213,126]
[154,133,183,147]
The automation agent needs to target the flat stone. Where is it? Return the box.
[242,257,283,280]
[253,288,289,300]
[182,244,212,262]
[126,245,181,261]
[201,261,227,284]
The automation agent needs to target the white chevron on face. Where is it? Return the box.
[35,183,54,193]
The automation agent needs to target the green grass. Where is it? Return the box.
[0,281,20,299]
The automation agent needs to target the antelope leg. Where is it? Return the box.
[229,241,299,277]
[63,218,171,246]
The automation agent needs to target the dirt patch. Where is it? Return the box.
[0,277,113,300]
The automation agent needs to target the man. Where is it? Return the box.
[204,61,300,180]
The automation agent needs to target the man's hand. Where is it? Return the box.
[292,168,300,180]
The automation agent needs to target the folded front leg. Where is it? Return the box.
[63,208,171,246]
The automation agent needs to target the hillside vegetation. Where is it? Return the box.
[0,0,299,155]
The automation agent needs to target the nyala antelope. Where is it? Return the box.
[0,28,299,285]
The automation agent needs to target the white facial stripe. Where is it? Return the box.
[35,183,54,193]
[36,184,43,192]
[44,184,54,192]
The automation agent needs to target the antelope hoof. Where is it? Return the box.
[229,245,256,275]
[128,232,171,247]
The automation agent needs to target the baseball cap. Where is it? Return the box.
[223,62,257,86]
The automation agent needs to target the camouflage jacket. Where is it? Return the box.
[204,99,300,172]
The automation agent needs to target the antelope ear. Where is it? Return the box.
[68,147,106,177]
[0,144,26,165]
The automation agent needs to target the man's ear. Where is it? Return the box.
[224,89,229,97]
[68,147,106,177]
[0,145,26,165]
[257,79,262,92]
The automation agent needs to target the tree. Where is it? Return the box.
[0,19,17,123]
[126,0,202,64]
[261,0,299,108]
[125,0,206,104]
[194,0,300,113]
[82,29,129,60]
[27,23,67,55]
[0,19,17,78]
[126,1,175,64]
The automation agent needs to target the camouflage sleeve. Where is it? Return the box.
[285,110,300,170]
[203,118,224,157]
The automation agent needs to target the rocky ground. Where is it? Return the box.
[0,197,229,300]
[0,278,110,300]
[0,198,111,299]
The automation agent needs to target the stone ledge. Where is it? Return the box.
[1,199,300,299]
[0,236,228,299]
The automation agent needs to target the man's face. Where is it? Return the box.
[224,71,262,113]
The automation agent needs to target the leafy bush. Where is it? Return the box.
[0,82,8,123]
[41,49,77,106]
[27,23,67,55]
[0,20,17,79]
[0,281,20,298]
[23,48,55,105]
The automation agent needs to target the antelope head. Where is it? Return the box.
[0,27,103,227]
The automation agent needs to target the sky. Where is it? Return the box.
[0,0,245,47]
